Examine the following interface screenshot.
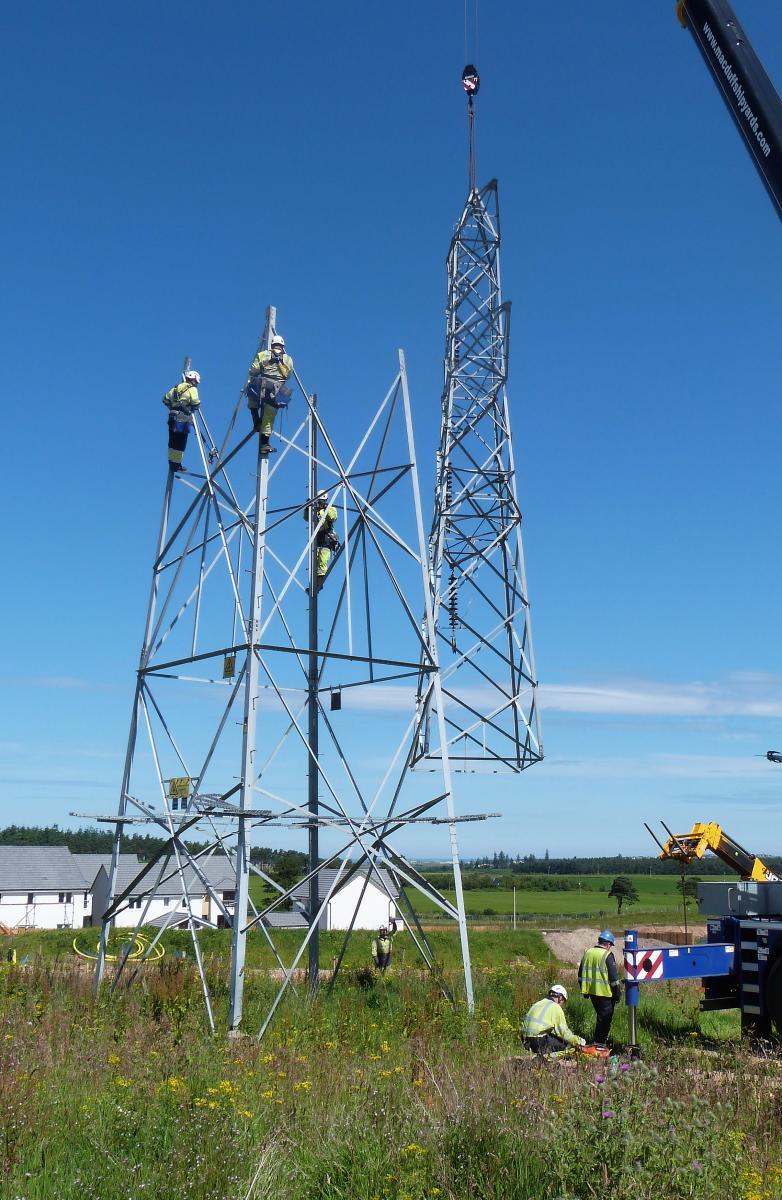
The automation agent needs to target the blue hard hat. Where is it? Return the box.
[598,930,615,945]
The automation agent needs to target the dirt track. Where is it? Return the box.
[542,924,706,965]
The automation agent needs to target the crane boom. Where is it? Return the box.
[677,0,782,218]
[658,820,779,882]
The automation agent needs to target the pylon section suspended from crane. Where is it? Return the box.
[414,179,543,774]
[90,307,480,1033]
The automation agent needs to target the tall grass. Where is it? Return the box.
[0,947,779,1199]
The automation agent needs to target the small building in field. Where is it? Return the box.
[0,846,90,930]
[286,867,399,931]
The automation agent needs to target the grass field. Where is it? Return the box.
[0,928,780,1199]
[248,871,721,924]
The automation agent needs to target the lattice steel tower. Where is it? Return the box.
[414,69,543,774]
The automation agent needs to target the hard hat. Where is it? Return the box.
[549,983,568,1000]
[184,370,201,385]
[316,490,329,503]
[598,930,615,945]
[270,333,285,348]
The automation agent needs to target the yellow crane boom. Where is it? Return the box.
[657,821,779,882]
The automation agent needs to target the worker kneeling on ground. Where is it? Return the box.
[579,929,621,1051]
[521,984,586,1058]
[304,491,340,591]
[371,919,398,973]
[246,333,294,455]
[163,370,201,472]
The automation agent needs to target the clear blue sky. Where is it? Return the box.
[3,3,782,858]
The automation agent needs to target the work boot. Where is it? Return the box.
[169,462,187,473]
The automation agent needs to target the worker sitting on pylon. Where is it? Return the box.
[163,370,201,472]
[246,333,294,455]
[371,919,398,973]
[578,929,621,1054]
[521,984,587,1058]
[304,491,339,591]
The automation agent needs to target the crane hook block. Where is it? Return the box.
[462,65,480,97]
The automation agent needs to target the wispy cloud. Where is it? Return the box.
[345,672,782,721]
[540,674,782,718]
[0,676,119,692]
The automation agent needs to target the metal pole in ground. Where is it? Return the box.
[513,886,516,930]
[307,395,320,992]
[624,928,641,1058]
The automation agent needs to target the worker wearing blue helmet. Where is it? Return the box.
[578,930,622,1051]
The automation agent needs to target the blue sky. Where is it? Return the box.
[3,3,782,858]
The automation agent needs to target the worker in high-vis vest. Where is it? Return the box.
[578,930,622,1049]
[521,984,586,1057]
[163,370,201,471]
[371,918,398,973]
[246,333,294,455]
[303,491,340,591]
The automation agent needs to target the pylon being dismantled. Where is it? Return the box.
[90,308,481,1032]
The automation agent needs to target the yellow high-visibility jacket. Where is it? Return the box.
[520,998,581,1047]
[163,382,200,414]
[578,946,618,998]
[250,349,294,383]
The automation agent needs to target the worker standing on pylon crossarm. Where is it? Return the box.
[304,491,339,591]
[520,984,586,1058]
[163,370,201,472]
[578,930,622,1053]
[246,333,294,456]
[371,918,398,973]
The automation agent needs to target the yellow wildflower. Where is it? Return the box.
[293,1080,312,1092]
[113,1076,132,1089]
[107,1054,121,1065]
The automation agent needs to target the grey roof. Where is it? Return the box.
[291,867,399,905]
[0,846,89,892]
[74,854,140,889]
[262,910,307,929]
[93,855,236,899]
[146,912,215,930]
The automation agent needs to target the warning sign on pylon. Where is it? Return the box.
[624,949,665,980]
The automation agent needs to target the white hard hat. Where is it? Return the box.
[549,983,568,1000]
[317,490,329,502]
[184,370,201,385]
[270,333,285,348]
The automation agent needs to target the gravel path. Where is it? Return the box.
[541,926,690,965]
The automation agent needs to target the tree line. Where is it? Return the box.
[464,850,782,876]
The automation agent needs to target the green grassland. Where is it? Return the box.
[246,871,725,925]
[0,927,779,1200]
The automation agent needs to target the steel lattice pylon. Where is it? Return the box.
[88,308,480,1033]
[414,180,543,773]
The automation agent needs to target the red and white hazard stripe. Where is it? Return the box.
[624,949,665,981]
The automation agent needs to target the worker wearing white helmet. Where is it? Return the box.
[520,984,586,1058]
[303,489,339,591]
[246,333,294,455]
[163,369,201,472]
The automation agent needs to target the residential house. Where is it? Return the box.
[0,847,90,930]
[279,867,399,931]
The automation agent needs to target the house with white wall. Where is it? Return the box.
[84,853,236,928]
[0,847,90,930]
[285,867,399,931]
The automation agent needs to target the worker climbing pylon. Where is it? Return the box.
[163,370,201,472]
[246,333,294,455]
[304,490,339,591]
[371,919,398,973]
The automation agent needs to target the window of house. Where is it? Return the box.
[222,891,236,903]
[181,899,187,908]
[59,893,64,903]
[66,892,72,903]
[164,897,170,907]
[27,893,34,905]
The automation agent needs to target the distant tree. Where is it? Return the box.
[608,875,639,914]
[677,875,701,907]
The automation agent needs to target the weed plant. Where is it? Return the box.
[0,941,780,1199]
